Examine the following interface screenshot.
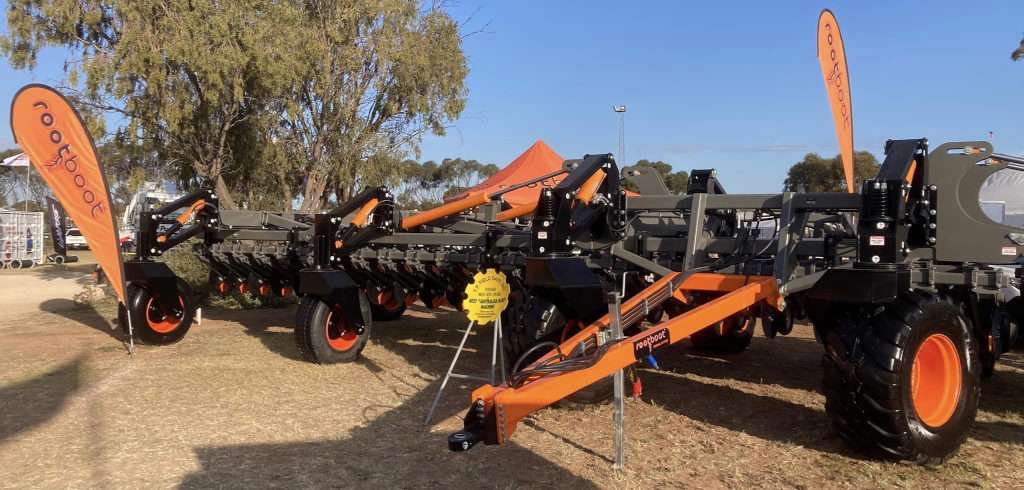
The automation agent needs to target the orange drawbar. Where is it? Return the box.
[456,273,782,447]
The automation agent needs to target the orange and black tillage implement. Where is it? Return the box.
[447,139,1024,466]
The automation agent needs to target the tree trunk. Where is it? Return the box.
[213,175,237,209]
[300,173,327,213]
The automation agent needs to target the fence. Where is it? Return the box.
[0,210,44,268]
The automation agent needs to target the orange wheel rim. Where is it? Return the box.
[911,333,962,428]
[145,296,185,334]
[324,310,358,351]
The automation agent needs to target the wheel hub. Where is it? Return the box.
[910,333,962,428]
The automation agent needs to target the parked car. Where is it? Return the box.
[65,228,88,250]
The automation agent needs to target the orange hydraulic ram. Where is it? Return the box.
[576,169,606,204]
[401,191,491,230]
[350,197,379,227]
[449,273,781,450]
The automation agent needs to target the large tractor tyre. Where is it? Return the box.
[822,293,980,465]
[1006,297,1024,351]
[368,289,406,322]
[294,295,372,364]
[118,279,195,345]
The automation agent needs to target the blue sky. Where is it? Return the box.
[3,1,1023,193]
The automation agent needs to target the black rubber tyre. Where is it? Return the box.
[368,288,406,322]
[501,290,566,373]
[294,295,372,364]
[822,292,980,465]
[664,300,753,355]
[690,313,755,355]
[119,278,195,345]
[1006,297,1024,351]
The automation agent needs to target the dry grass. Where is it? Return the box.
[0,301,1021,489]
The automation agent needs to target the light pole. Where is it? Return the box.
[613,105,626,165]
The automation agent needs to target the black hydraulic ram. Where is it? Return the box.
[136,188,219,260]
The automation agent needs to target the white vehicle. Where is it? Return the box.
[65,228,88,250]
[119,182,183,251]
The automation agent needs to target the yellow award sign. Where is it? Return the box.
[463,269,511,324]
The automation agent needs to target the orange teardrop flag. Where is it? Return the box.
[817,9,855,193]
[10,84,127,303]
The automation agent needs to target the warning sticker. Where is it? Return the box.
[463,269,511,324]
[633,328,670,360]
[1002,246,1017,257]
[869,236,885,246]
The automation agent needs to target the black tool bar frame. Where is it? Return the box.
[625,192,862,213]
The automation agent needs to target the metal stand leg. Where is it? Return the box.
[490,317,499,385]
[496,317,506,384]
[610,291,625,471]
[490,316,508,385]
[424,321,476,427]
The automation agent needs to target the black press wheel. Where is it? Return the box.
[690,312,755,355]
[822,292,980,465]
[368,288,406,322]
[501,290,566,373]
[294,295,372,364]
[664,300,754,355]
[119,278,195,345]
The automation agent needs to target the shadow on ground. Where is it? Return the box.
[0,356,83,444]
[38,298,122,342]
[180,305,598,488]
[203,306,303,361]
[180,308,1024,485]
[0,261,96,282]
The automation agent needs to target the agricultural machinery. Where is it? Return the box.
[445,140,1024,464]
[66,8,1021,466]
[115,157,576,364]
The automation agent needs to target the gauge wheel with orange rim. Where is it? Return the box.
[822,292,980,465]
[368,287,406,322]
[294,294,372,364]
[664,298,754,355]
[118,278,195,345]
[689,311,754,355]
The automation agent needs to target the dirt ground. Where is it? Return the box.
[0,263,1022,489]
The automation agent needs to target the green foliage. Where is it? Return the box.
[1,0,468,213]
[623,159,689,194]
[0,147,49,209]
[282,0,469,212]
[784,151,879,192]
[0,148,21,205]
[395,157,498,209]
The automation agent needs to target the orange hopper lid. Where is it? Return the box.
[453,140,565,207]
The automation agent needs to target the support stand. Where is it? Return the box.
[609,290,625,471]
[124,302,135,356]
[424,317,506,427]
